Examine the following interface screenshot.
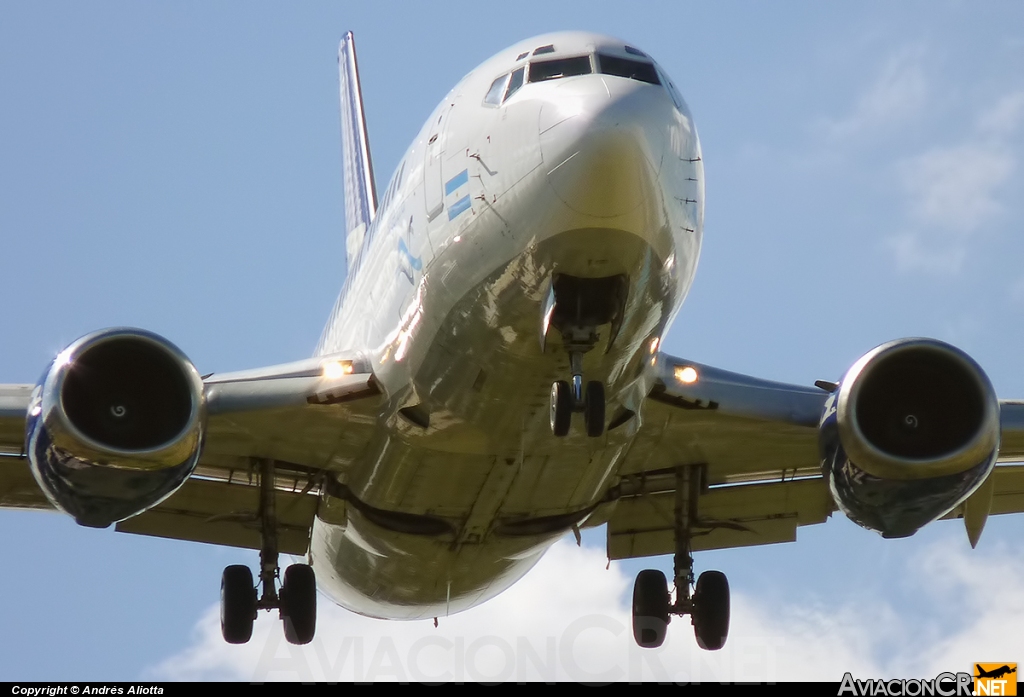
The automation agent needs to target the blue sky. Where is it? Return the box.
[2,1,1023,681]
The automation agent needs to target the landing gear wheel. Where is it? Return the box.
[584,381,605,437]
[632,569,670,648]
[692,570,730,651]
[281,564,317,645]
[221,565,257,644]
[550,380,572,437]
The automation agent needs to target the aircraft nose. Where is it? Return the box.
[539,76,673,219]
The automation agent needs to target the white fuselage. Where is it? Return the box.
[311,32,704,620]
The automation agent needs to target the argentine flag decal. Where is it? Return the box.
[445,169,471,220]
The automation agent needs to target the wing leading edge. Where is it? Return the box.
[0,352,382,554]
[607,352,1024,560]
[3,350,1024,557]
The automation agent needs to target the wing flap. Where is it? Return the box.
[941,463,1024,521]
[989,463,1024,514]
[607,476,834,560]
[0,456,51,510]
[0,384,32,457]
[115,475,318,555]
[999,401,1024,462]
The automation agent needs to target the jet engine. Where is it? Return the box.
[819,338,1000,538]
[25,328,206,528]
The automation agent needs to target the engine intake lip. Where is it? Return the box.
[42,328,205,470]
[836,338,999,481]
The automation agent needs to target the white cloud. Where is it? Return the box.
[976,91,1024,139]
[898,145,1013,233]
[886,90,1022,273]
[148,537,1024,683]
[887,143,1014,272]
[886,230,968,275]
[1009,277,1024,304]
[811,47,1022,275]
[825,47,928,141]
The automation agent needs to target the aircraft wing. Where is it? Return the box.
[606,352,1024,560]
[0,353,382,554]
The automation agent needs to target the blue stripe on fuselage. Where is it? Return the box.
[445,169,469,196]
[447,195,471,220]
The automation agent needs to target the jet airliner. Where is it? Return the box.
[2,31,1024,652]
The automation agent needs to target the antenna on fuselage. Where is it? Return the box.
[338,31,377,271]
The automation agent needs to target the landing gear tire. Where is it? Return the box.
[692,570,730,651]
[632,569,670,648]
[281,564,317,645]
[221,565,257,645]
[550,380,572,437]
[584,381,605,437]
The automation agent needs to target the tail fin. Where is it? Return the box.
[338,31,377,270]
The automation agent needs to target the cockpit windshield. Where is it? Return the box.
[486,48,666,106]
[596,54,660,85]
[528,56,592,83]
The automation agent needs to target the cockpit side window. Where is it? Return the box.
[656,66,685,110]
[528,56,592,83]
[484,73,508,106]
[597,54,660,85]
[504,66,525,101]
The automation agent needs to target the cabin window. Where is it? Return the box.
[515,51,529,61]
[597,54,660,85]
[504,66,525,100]
[484,74,508,106]
[528,56,592,83]
[532,44,555,56]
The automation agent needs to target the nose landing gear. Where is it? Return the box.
[630,465,731,650]
[542,273,627,438]
[549,351,607,437]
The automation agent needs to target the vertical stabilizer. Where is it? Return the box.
[338,32,377,270]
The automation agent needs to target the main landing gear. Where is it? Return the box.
[631,465,731,651]
[220,458,317,645]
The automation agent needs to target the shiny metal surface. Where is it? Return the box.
[820,339,1002,538]
[26,328,205,527]
[308,32,704,618]
[834,338,1000,480]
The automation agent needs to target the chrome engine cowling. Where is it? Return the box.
[25,328,206,528]
[819,338,999,538]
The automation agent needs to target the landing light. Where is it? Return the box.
[322,360,354,379]
[649,337,660,354]
[675,366,698,384]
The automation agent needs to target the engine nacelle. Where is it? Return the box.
[819,338,999,538]
[25,328,206,528]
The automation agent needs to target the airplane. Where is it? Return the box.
[2,29,1024,653]
[975,665,1017,680]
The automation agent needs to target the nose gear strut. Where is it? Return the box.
[542,274,627,438]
